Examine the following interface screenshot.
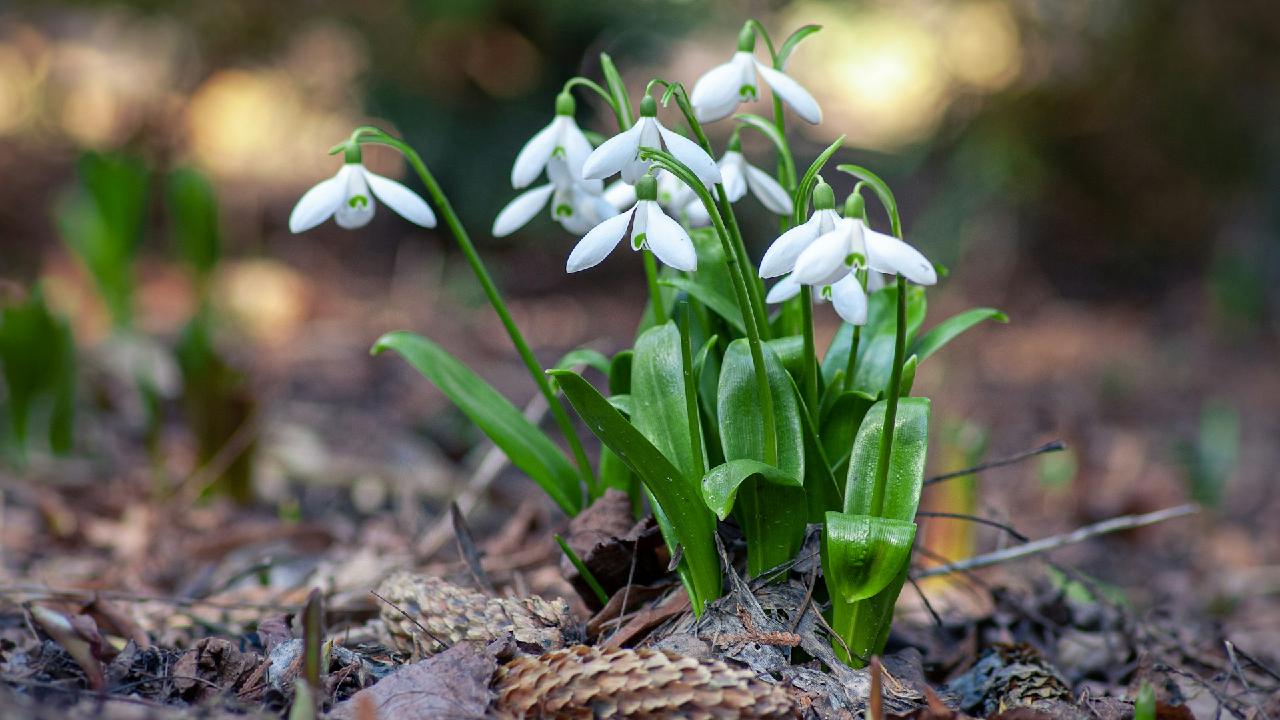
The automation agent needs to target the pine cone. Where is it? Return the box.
[491,645,795,719]
[376,572,575,655]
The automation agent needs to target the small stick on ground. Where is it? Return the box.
[869,656,884,720]
[451,502,495,594]
[924,440,1066,486]
[914,504,1198,580]
[370,590,446,651]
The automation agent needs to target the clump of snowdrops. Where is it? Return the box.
[290,19,1005,666]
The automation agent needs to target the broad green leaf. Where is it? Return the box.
[821,284,926,395]
[777,24,821,67]
[820,390,876,473]
[662,277,745,335]
[899,355,918,397]
[607,394,632,416]
[608,350,633,395]
[373,332,582,516]
[553,348,611,376]
[551,369,721,612]
[844,397,931,521]
[910,308,1007,362]
[631,323,701,482]
[765,335,805,381]
[828,563,909,667]
[167,167,221,276]
[718,340,806,575]
[0,290,76,458]
[701,459,802,520]
[822,512,916,602]
[788,377,841,521]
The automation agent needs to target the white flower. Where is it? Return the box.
[690,31,822,124]
[792,217,936,287]
[493,157,616,237]
[567,174,697,273]
[605,171,710,227]
[289,161,436,232]
[718,146,792,216]
[758,191,842,278]
[582,95,721,186]
[766,269,887,326]
[510,93,600,191]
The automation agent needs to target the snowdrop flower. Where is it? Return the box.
[289,147,436,232]
[717,135,792,216]
[511,93,599,190]
[604,171,710,227]
[766,268,885,325]
[791,193,936,288]
[493,157,616,237]
[758,181,842,278]
[582,95,721,186]
[567,174,697,273]
[690,25,821,125]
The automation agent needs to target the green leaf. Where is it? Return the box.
[607,394,632,416]
[718,340,807,576]
[555,534,609,606]
[167,167,221,276]
[820,390,876,473]
[828,563,909,667]
[552,369,721,612]
[822,285,926,395]
[822,512,916,602]
[765,335,806,381]
[898,354,918,397]
[599,52,634,126]
[661,277,745,335]
[631,323,701,482]
[910,308,1007,362]
[777,24,822,67]
[701,459,802,520]
[733,113,789,160]
[836,164,900,237]
[788,378,841,521]
[373,332,582,516]
[844,397,930,521]
[553,348,611,375]
[793,136,845,225]
[0,289,76,458]
[600,350,637,506]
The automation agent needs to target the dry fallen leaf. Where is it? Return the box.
[327,641,499,720]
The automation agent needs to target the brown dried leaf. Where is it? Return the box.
[171,637,264,702]
[328,641,499,720]
[560,490,666,609]
[28,605,106,690]
[492,644,794,719]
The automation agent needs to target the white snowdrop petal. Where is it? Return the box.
[792,224,851,284]
[335,166,375,229]
[582,123,643,181]
[866,271,887,293]
[690,59,746,122]
[641,202,697,271]
[288,169,347,233]
[831,275,869,326]
[758,216,820,278]
[720,153,748,202]
[511,120,559,188]
[744,163,794,215]
[864,228,937,285]
[756,63,822,124]
[603,180,636,210]
[684,199,710,227]
[657,124,722,185]
[560,118,596,181]
[492,184,554,237]
[567,208,633,272]
[364,169,437,228]
[766,274,802,304]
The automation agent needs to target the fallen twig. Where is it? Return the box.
[924,440,1066,486]
[914,504,1198,579]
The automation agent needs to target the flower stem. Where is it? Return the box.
[358,130,597,496]
[677,301,705,476]
[799,286,818,421]
[642,250,667,325]
[844,324,861,393]
[869,276,908,517]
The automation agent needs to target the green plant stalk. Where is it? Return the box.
[642,148,778,468]
[355,130,596,495]
[658,82,769,339]
[844,324,862,393]
[799,286,818,421]
[678,305,705,476]
[869,276,908,517]
[555,534,609,606]
[642,250,667,325]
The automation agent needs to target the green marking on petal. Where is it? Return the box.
[632,232,646,251]
[845,252,866,268]
[552,146,567,159]
[739,84,758,101]
[821,286,833,300]
[555,203,573,218]
[348,194,369,209]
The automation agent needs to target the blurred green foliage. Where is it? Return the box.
[0,288,76,462]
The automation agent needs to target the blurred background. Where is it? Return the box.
[0,0,1277,654]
